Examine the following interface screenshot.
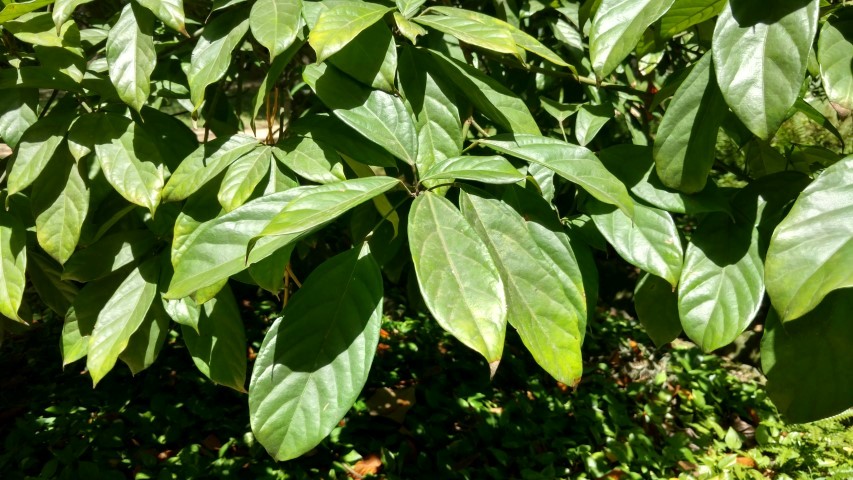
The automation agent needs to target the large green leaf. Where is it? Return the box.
[761,289,853,423]
[678,214,764,352]
[428,51,539,135]
[217,146,272,212]
[408,192,507,366]
[478,134,634,217]
[162,134,258,202]
[303,63,417,165]
[327,21,397,92]
[634,273,682,347]
[818,7,853,111]
[182,285,247,391]
[87,255,161,386]
[712,0,819,139]
[764,156,853,322]
[31,149,89,264]
[119,301,169,375]
[460,191,586,384]
[106,2,156,112]
[0,88,38,149]
[93,116,164,214]
[398,47,462,176]
[0,1,56,24]
[62,268,128,366]
[27,251,77,317]
[250,0,302,60]
[586,198,683,286]
[590,0,676,77]
[308,2,392,62]
[414,11,520,59]
[187,9,249,112]
[659,0,726,38]
[62,230,157,282]
[420,156,525,185]
[273,136,345,185]
[249,246,383,461]
[654,53,728,193]
[0,212,27,322]
[0,66,80,91]
[136,0,186,33]
[7,114,73,196]
[289,113,396,168]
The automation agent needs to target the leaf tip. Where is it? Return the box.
[489,359,500,380]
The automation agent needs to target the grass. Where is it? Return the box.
[1,289,850,480]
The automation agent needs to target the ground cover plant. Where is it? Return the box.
[0,0,851,468]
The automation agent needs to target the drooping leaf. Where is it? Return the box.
[460,191,586,384]
[249,246,383,460]
[162,134,258,202]
[654,53,728,193]
[328,21,397,92]
[408,192,507,366]
[289,113,396,168]
[31,149,89,264]
[273,136,345,185]
[574,103,613,147]
[304,63,417,165]
[62,268,128,366]
[0,88,38,150]
[62,230,157,282]
[478,134,634,217]
[659,0,726,38]
[420,156,524,185]
[217,146,272,212]
[308,2,393,62]
[712,0,819,139]
[106,2,156,112]
[590,0,676,77]
[119,301,170,375]
[761,289,853,423]
[414,11,520,59]
[0,212,28,322]
[818,7,853,111]
[249,244,294,294]
[182,285,247,391]
[250,0,301,60]
[136,0,186,34]
[187,9,250,112]
[678,213,764,352]
[764,156,853,322]
[27,251,78,316]
[87,255,161,386]
[791,98,846,149]
[394,11,426,43]
[7,114,73,196]
[634,273,682,347]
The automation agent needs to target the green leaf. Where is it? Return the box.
[460,191,586,384]
[218,146,272,212]
[408,192,507,366]
[574,103,612,147]
[249,246,383,460]
[818,8,853,111]
[0,88,38,149]
[428,50,539,135]
[678,214,764,352]
[765,156,853,322]
[250,0,302,60]
[289,113,396,168]
[119,301,169,375]
[62,268,128,366]
[477,134,634,217]
[0,1,55,24]
[163,296,200,333]
[31,149,89,264]
[712,0,820,139]
[162,134,258,202]
[0,212,28,322]
[586,198,683,286]
[396,0,425,18]
[590,0,676,77]
[761,289,853,423]
[303,63,417,165]
[106,2,156,112]
[0,66,81,91]
[393,11,426,43]
[745,139,787,178]
[659,0,726,38]
[414,12,520,59]
[791,98,846,149]
[62,230,157,282]
[273,136,345,185]
[249,244,294,294]
[135,0,186,34]
[398,47,463,176]
[420,155,524,185]
[52,1,93,32]
[255,177,401,240]
[654,53,728,193]
[182,285,247,392]
[93,116,164,214]
[187,9,249,112]
[634,273,681,347]
[87,255,161,386]
[7,114,73,196]
[327,21,397,92]
[4,11,81,48]
[308,2,392,62]
[27,251,78,316]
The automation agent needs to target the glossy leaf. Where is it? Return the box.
[634,273,681,347]
[590,0,676,77]
[87,256,161,386]
[162,134,258,202]
[0,212,27,322]
[712,0,819,139]
[250,0,302,60]
[289,113,396,168]
[218,146,272,212]
[575,103,612,147]
[187,10,249,112]
[765,156,853,322]
[62,269,128,366]
[408,192,507,365]
[249,244,294,294]
[273,136,345,185]
[0,1,56,24]
[818,7,853,111]
[249,246,383,460]
[309,2,392,62]
[414,12,520,59]
[460,191,585,384]
[106,2,156,112]
[7,114,73,196]
[31,150,89,264]
[63,230,157,282]
[678,214,764,352]
[659,0,726,38]
[396,0,425,18]
[328,21,397,92]
[136,0,186,34]
[119,301,169,375]
[0,88,38,149]
[654,53,728,193]
[420,156,524,185]
[761,290,853,423]
[478,134,634,217]
[182,285,247,391]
